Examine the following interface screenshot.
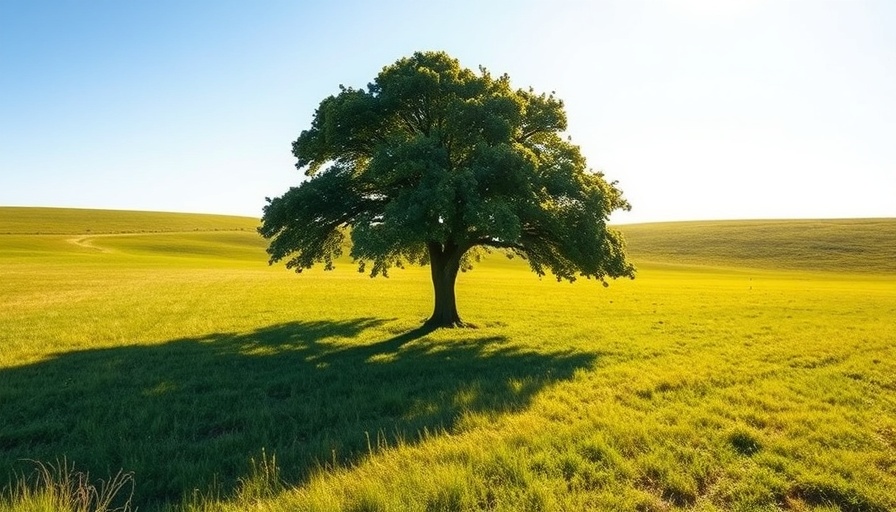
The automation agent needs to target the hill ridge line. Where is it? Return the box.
[5,228,256,236]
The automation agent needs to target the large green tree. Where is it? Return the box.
[260,51,635,327]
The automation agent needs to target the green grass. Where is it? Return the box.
[621,218,896,273]
[1,209,894,511]
[0,207,258,235]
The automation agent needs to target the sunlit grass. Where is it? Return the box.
[0,207,257,235]
[0,459,134,512]
[1,210,894,511]
[621,218,896,273]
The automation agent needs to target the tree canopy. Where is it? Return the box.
[260,51,635,327]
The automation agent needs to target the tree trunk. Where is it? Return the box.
[425,242,464,328]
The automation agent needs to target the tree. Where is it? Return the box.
[259,51,635,328]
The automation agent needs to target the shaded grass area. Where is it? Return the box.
[620,218,896,273]
[0,319,595,508]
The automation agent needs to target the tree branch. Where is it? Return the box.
[474,237,526,252]
[516,128,542,143]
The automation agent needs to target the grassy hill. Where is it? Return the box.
[1,208,894,511]
[621,218,896,273]
[3,207,894,272]
[0,207,259,234]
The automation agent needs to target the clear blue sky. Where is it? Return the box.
[2,0,894,223]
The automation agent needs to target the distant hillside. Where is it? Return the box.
[619,218,896,273]
[0,207,259,234]
[3,208,894,274]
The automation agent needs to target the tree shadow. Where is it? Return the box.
[0,318,597,509]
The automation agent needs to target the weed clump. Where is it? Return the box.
[1,459,134,512]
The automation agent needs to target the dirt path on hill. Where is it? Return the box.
[67,235,113,253]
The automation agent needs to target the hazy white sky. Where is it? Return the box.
[1,0,894,223]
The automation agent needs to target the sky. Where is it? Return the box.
[1,0,894,224]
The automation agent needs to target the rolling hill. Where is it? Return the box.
[3,207,893,273]
[619,218,896,273]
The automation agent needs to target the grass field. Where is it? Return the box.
[1,207,894,511]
